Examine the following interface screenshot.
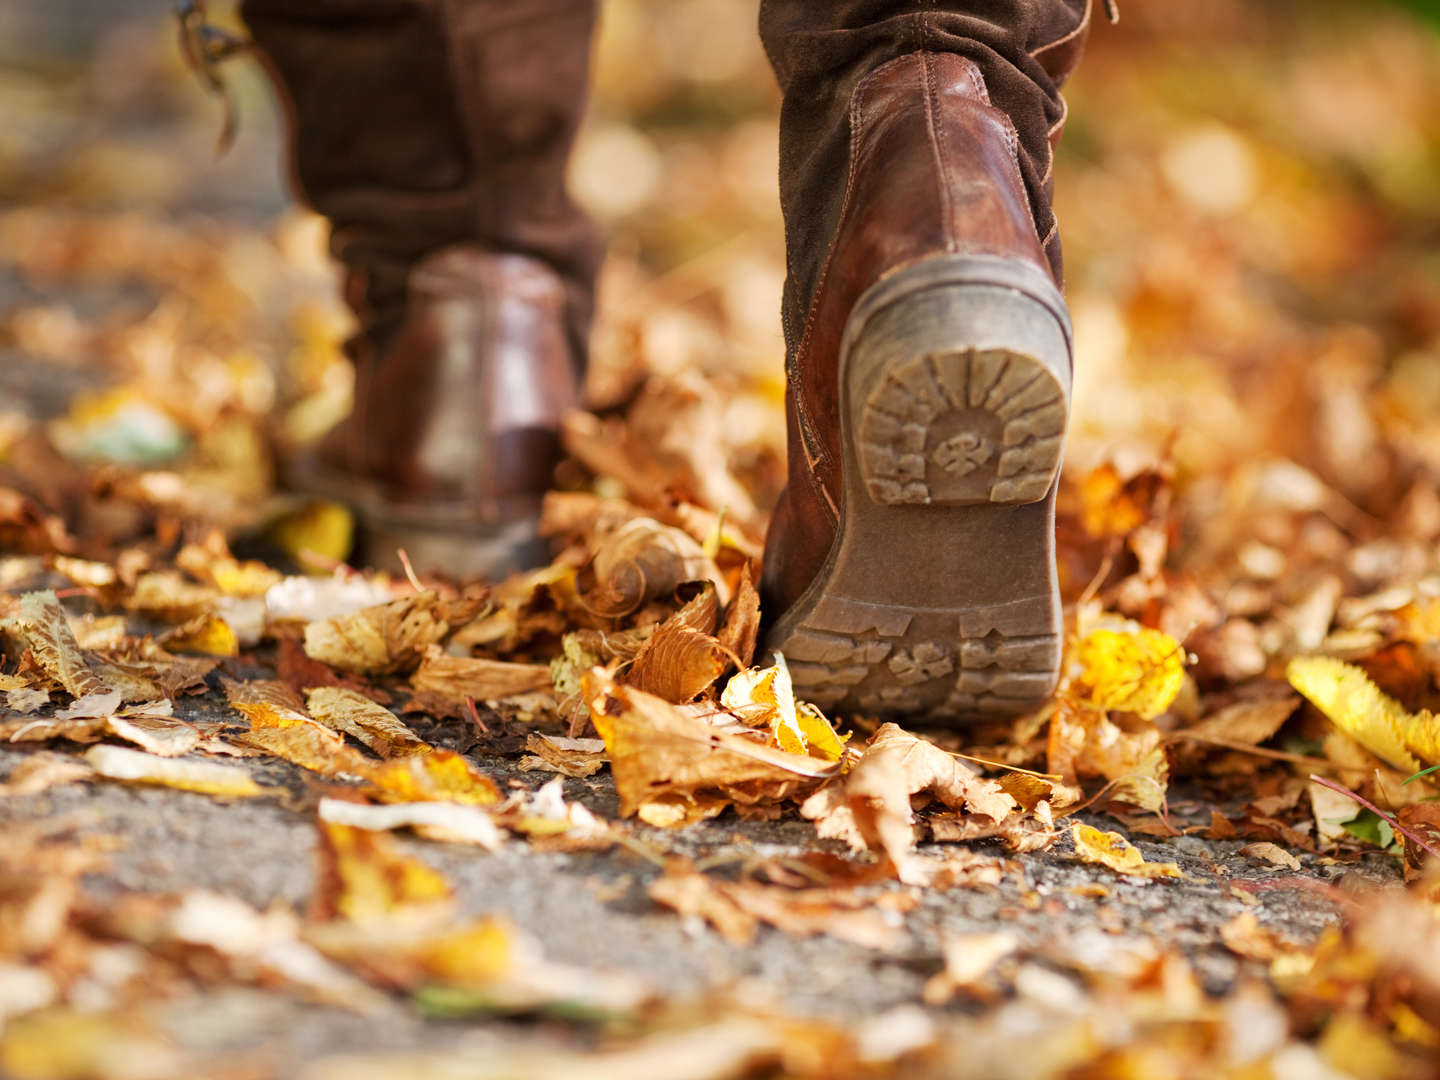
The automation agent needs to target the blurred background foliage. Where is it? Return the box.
[0,0,1437,532]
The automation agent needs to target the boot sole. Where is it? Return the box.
[766,254,1073,722]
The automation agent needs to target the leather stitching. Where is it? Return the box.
[1031,0,1092,64]
[787,55,917,521]
[919,52,956,254]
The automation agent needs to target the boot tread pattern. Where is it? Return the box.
[778,596,1060,719]
[782,620,1059,719]
[858,347,1065,507]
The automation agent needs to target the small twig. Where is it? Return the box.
[1167,732,1337,770]
[1073,538,1120,613]
[52,586,100,600]
[947,750,1063,781]
[464,696,489,735]
[395,548,424,594]
[1309,773,1440,862]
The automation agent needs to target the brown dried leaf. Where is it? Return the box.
[305,687,429,759]
[717,563,761,669]
[0,752,94,797]
[519,733,607,778]
[625,622,729,703]
[1240,841,1303,871]
[585,668,835,822]
[648,864,904,951]
[409,647,552,704]
[13,590,108,698]
[303,591,452,676]
[125,570,220,622]
[1047,700,1169,813]
[801,723,1019,881]
[585,517,722,617]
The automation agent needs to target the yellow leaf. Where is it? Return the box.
[1286,656,1429,772]
[268,499,355,567]
[721,654,845,761]
[208,557,283,597]
[84,744,271,798]
[365,750,501,807]
[1070,823,1181,879]
[305,687,430,759]
[0,1009,183,1080]
[161,614,238,657]
[1072,626,1185,719]
[313,820,452,923]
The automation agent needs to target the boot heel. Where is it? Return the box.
[765,254,1072,722]
[843,256,1072,507]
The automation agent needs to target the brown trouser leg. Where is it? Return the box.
[759,0,1091,359]
[240,0,603,362]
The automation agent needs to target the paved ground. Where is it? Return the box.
[0,685,1393,1073]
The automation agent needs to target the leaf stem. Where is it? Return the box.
[1308,773,1440,861]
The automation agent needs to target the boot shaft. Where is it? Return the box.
[241,0,602,360]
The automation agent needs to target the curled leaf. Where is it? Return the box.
[625,622,729,704]
[585,518,721,617]
[801,723,1018,881]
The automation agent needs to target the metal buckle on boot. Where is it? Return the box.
[174,0,253,153]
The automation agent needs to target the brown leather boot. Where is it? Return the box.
[242,0,601,577]
[759,33,1085,721]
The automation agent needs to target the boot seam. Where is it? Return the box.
[918,52,957,255]
[788,53,919,517]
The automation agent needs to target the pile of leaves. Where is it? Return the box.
[1,0,1440,1077]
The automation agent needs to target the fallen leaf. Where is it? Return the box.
[11,590,109,698]
[310,820,453,923]
[84,744,270,797]
[125,571,219,622]
[1287,656,1429,772]
[584,516,721,617]
[318,797,504,850]
[1070,823,1181,880]
[647,863,904,950]
[0,752,94,797]
[722,655,844,761]
[1239,841,1303,871]
[158,613,238,657]
[305,687,429,759]
[586,668,835,824]
[303,591,451,676]
[1072,625,1186,719]
[410,648,553,705]
[1047,698,1169,813]
[922,932,1019,1004]
[802,723,1018,881]
[1219,911,1304,962]
[717,563,761,669]
[519,733,607,778]
[625,621,729,703]
[363,751,501,807]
